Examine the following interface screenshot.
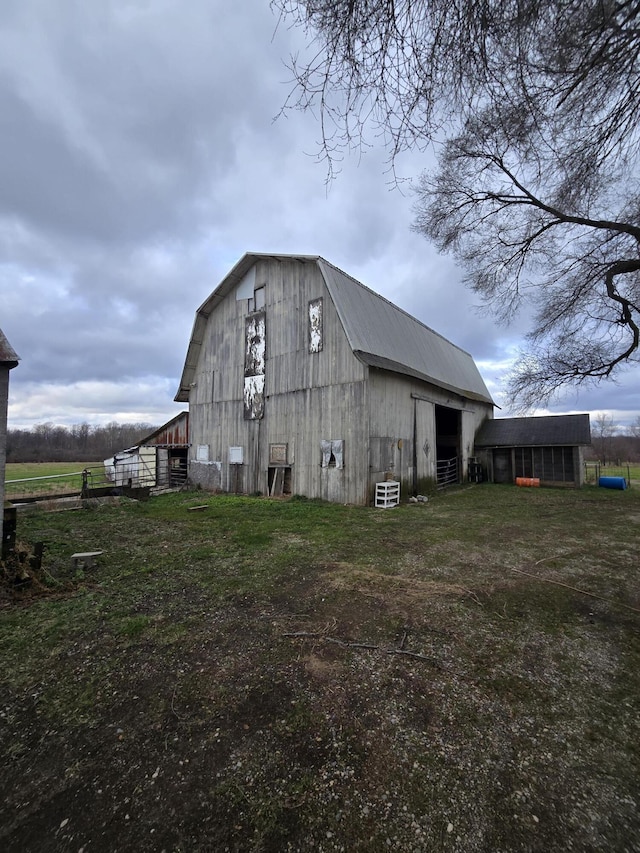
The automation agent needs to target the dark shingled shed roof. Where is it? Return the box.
[475,414,591,448]
[0,327,19,367]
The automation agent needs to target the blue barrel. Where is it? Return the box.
[598,476,627,490]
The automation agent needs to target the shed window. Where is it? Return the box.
[321,439,344,469]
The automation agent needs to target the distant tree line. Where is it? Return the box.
[6,422,157,464]
[588,415,640,466]
[6,416,639,466]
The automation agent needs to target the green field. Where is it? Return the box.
[1,484,639,851]
[4,461,104,500]
[601,462,640,482]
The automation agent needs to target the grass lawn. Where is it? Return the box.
[1,485,639,852]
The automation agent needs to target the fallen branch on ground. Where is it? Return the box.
[283,631,444,668]
[511,568,640,614]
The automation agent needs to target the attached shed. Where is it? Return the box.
[0,328,19,536]
[474,414,591,487]
[105,412,189,490]
[176,253,494,504]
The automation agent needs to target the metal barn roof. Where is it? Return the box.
[175,253,494,405]
[475,414,591,447]
[317,259,493,404]
[138,411,190,447]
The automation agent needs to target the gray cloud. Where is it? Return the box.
[1,0,638,431]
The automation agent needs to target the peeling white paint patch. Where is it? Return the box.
[309,298,323,353]
[244,374,265,419]
[245,312,266,376]
[244,310,266,419]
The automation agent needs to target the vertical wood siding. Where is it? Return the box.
[367,369,493,494]
[188,258,368,503]
[186,257,493,503]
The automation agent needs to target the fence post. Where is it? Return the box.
[2,504,16,559]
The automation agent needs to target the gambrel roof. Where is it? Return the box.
[475,414,591,447]
[175,253,494,405]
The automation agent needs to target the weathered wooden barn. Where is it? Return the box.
[105,411,189,490]
[0,328,19,542]
[175,253,494,504]
[474,414,591,487]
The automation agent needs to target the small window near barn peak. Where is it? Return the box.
[309,298,323,353]
[247,285,265,314]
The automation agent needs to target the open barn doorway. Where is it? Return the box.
[435,405,461,487]
[268,466,292,497]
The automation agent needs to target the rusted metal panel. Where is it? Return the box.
[140,412,189,447]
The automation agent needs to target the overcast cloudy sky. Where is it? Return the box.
[2,0,638,431]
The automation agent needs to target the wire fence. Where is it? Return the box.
[5,455,188,504]
[584,462,636,488]
[4,464,112,503]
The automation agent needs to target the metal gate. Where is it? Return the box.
[437,456,459,489]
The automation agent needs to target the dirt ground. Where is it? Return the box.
[1,488,639,852]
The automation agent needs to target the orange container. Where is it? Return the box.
[515,477,540,487]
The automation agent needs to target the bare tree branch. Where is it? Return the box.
[275,0,640,404]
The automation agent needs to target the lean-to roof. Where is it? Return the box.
[475,414,591,447]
